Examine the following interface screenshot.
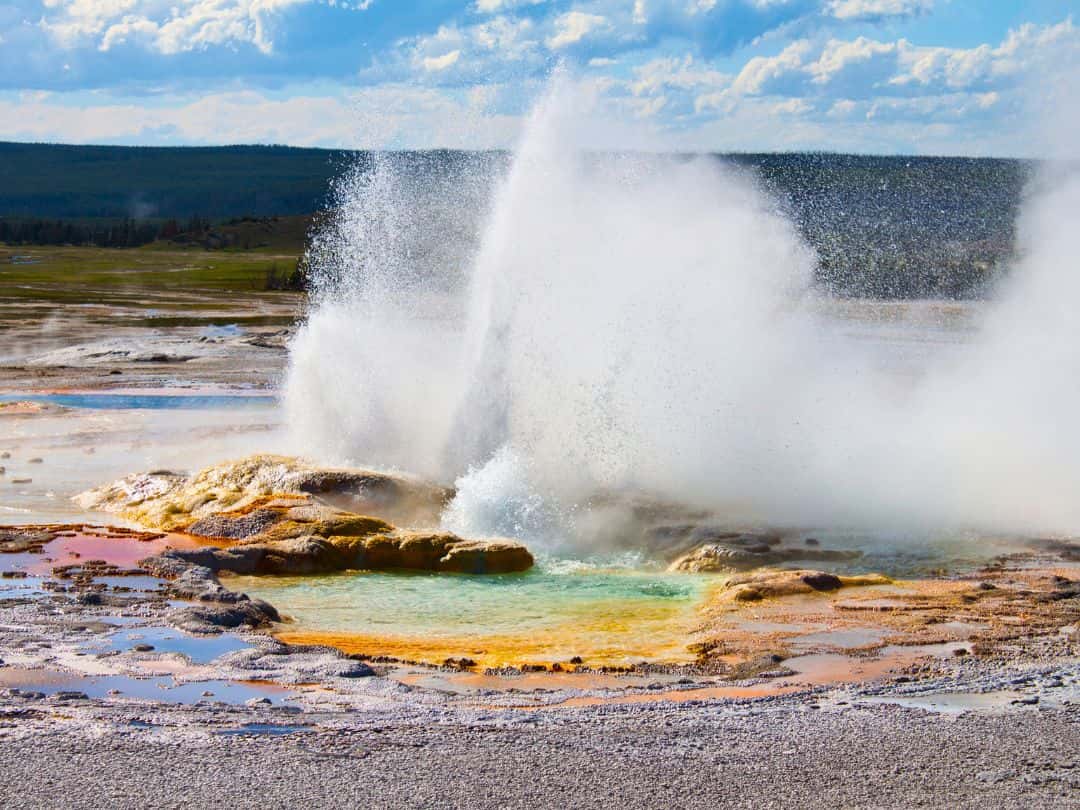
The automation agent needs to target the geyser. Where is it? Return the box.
[285,78,1080,544]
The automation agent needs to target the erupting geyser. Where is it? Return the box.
[286,78,1080,544]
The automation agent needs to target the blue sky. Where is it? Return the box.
[0,0,1076,153]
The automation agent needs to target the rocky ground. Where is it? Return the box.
[0,505,1077,808]
[0,643,1076,809]
[1,298,1078,808]
[0,291,298,391]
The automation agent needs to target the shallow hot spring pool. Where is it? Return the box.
[229,559,718,668]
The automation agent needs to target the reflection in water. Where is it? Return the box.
[0,666,292,705]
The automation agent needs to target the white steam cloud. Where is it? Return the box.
[285,75,1080,546]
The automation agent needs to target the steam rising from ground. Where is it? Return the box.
[286,79,1080,545]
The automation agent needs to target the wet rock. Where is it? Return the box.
[170,599,280,634]
[53,561,146,580]
[337,660,376,678]
[729,653,788,680]
[443,657,478,671]
[0,528,55,553]
[5,689,45,700]
[669,541,861,573]
[132,644,155,652]
[717,569,891,603]
[186,508,284,540]
[143,529,533,578]
[1028,538,1080,561]
[801,572,843,591]
[50,691,89,702]
[1034,577,1080,602]
[147,560,246,604]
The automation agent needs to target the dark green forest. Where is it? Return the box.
[0,142,345,219]
[0,142,1031,298]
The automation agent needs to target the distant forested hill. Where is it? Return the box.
[0,142,346,219]
[727,153,1030,298]
[0,141,1031,298]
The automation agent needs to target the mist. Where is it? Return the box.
[284,77,1080,547]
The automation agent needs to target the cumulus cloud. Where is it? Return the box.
[422,49,461,71]
[546,11,607,49]
[827,0,933,22]
[630,55,729,96]
[40,0,316,55]
[726,19,1079,100]
[729,40,813,95]
[1,0,1076,155]
[474,0,545,12]
[404,16,543,84]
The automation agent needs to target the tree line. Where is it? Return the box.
[0,215,213,248]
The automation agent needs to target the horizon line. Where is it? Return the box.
[0,139,1039,162]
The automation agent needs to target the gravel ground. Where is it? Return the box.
[0,699,1077,809]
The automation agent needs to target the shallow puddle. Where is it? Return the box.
[786,627,889,651]
[215,723,312,737]
[394,668,687,695]
[103,627,253,664]
[544,642,966,708]
[553,683,796,707]
[0,576,48,598]
[6,531,220,577]
[858,691,1028,714]
[0,392,275,410]
[0,666,293,705]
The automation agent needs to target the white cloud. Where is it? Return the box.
[0,85,522,148]
[826,98,857,118]
[422,49,461,71]
[41,0,313,55]
[630,55,729,96]
[725,19,1079,99]
[771,97,812,115]
[865,91,1005,123]
[471,15,536,55]
[729,40,811,95]
[474,0,544,12]
[827,0,933,22]
[405,16,541,81]
[808,36,898,86]
[892,19,1077,91]
[546,11,606,49]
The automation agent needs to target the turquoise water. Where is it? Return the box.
[0,393,275,410]
[231,558,715,666]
